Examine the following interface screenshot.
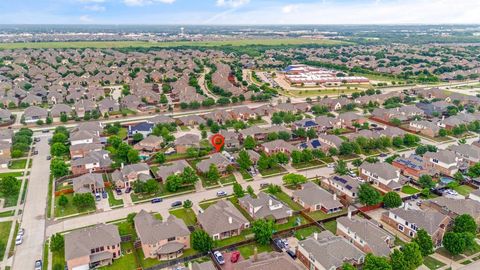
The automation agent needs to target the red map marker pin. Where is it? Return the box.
[211,134,225,152]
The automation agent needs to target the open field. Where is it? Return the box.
[0,38,348,50]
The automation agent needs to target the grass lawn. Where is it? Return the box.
[461,260,472,265]
[117,128,128,139]
[0,221,12,258]
[47,175,53,218]
[0,210,14,217]
[239,169,253,181]
[338,154,360,161]
[436,247,464,261]
[292,160,325,170]
[269,191,303,211]
[401,185,420,195]
[100,242,137,270]
[0,172,24,178]
[130,183,195,202]
[8,159,27,170]
[169,208,197,226]
[453,185,475,196]
[320,156,335,163]
[54,193,96,217]
[323,220,337,234]
[165,152,190,161]
[258,164,286,176]
[294,226,322,240]
[219,174,236,185]
[43,241,49,270]
[308,208,348,222]
[394,236,406,247]
[107,188,124,207]
[199,200,219,210]
[180,126,190,131]
[423,256,446,269]
[0,178,21,207]
[274,215,308,231]
[238,243,273,259]
[228,197,254,222]
[51,248,65,270]
[137,248,198,269]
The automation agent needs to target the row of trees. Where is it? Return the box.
[50,126,70,157]
[11,128,33,158]
[165,167,200,192]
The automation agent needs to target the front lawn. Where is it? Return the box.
[269,191,303,211]
[238,243,273,259]
[258,164,286,176]
[219,174,236,185]
[54,193,96,217]
[401,185,420,195]
[51,246,65,270]
[0,177,21,207]
[165,152,190,161]
[274,215,308,231]
[130,183,195,202]
[453,185,474,196]
[308,208,348,221]
[423,256,446,270]
[294,226,322,240]
[239,169,253,181]
[435,247,464,261]
[107,188,123,207]
[100,242,137,270]
[169,208,197,226]
[0,172,24,178]
[292,160,325,170]
[8,159,28,170]
[0,210,14,217]
[0,221,12,258]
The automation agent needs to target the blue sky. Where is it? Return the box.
[0,0,479,24]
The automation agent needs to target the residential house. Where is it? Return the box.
[196,153,232,175]
[0,108,12,122]
[293,182,343,214]
[359,162,402,191]
[70,150,112,175]
[425,197,480,224]
[65,224,121,270]
[392,154,428,180]
[337,215,394,256]
[234,150,261,165]
[233,252,304,270]
[197,200,250,240]
[111,163,151,188]
[218,130,240,149]
[98,98,120,115]
[337,112,367,129]
[238,192,293,223]
[75,99,97,118]
[469,189,480,204]
[70,143,104,159]
[449,144,480,165]
[70,130,100,146]
[0,141,10,168]
[134,210,190,260]
[260,139,296,155]
[147,115,175,125]
[134,135,163,154]
[317,134,344,151]
[322,175,361,203]
[155,160,191,182]
[176,115,206,127]
[424,150,460,177]
[0,130,13,143]
[293,118,320,131]
[315,115,339,131]
[174,134,200,154]
[296,231,365,270]
[23,106,48,123]
[128,122,153,138]
[72,173,105,194]
[50,104,72,121]
[381,208,451,246]
[409,120,441,137]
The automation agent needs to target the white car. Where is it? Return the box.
[15,235,23,245]
[18,228,25,237]
[216,191,228,197]
[213,251,225,265]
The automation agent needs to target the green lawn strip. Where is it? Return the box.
[453,185,474,196]
[294,226,322,241]
[0,178,21,207]
[237,243,273,259]
[401,185,420,195]
[320,157,335,163]
[54,193,96,218]
[308,208,348,222]
[20,179,28,204]
[323,220,337,234]
[165,152,190,161]
[0,210,14,217]
[43,240,49,270]
[136,246,198,269]
[47,175,53,219]
[292,160,325,170]
[268,191,303,211]
[239,169,253,181]
[461,260,472,265]
[107,188,124,207]
[180,126,190,131]
[258,164,286,176]
[0,172,24,178]
[51,248,65,270]
[199,200,218,210]
[99,242,137,270]
[219,174,236,185]
[130,183,195,202]
[169,208,197,227]
[8,159,27,170]
[0,221,12,258]
[274,215,308,231]
[423,256,446,269]
[436,247,464,261]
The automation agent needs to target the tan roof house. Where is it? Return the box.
[197,200,250,240]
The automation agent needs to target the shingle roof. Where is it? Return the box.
[388,208,448,235]
[197,200,249,236]
[134,210,189,245]
[293,182,343,209]
[65,223,120,261]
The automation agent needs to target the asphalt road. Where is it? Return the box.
[13,133,51,270]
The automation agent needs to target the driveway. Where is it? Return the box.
[96,197,111,211]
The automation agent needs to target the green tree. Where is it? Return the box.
[127,149,140,164]
[206,164,220,181]
[402,242,423,270]
[358,183,382,206]
[443,232,466,255]
[155,152,166,164]
[243,136,256,150]
[127,213,137,225]
[50,142,68,157]
[50,233,64,252]
[247,185,254,196]
[144,179,160,194]
[132,133,144,142]
[183,199,193,209]
[191,230,213,252]
[180,167,199,185]
[237,150,253,170]
[390,249,408,270]
[413,229,434,256]
[51,132,68,144]
[50,158,69,178]
[418,175,435,189]
[334,160,349,175]
[282,173,307,187]
[0,176,19,196]
[58,195,68,208]
[342,263,356,270]
[107,135,122,148]
[383,192,402,208]
[352,158,363,167]
[165,175,182,192]
[233,183,245,198]
[363,253,392,270]
[439,128,448,137]
[251,219,274,245]
[453,214,477,235]
[72,193,95,209]
[60,113,68,123]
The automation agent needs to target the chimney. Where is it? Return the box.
[313,232,318,240]
[253,246,258,262]
[269,199,273,206]
[121,162,124,169]
[333,193,337,201]
[228,216,232,224]
[348,207,352,219]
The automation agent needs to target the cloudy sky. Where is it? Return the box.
[1,0,480,24]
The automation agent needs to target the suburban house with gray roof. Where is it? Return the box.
[424,149,461,177]
[70,143,104,159]
[0,108,12,122]
[133,135,163,155]
[70,130,100,146]
[155,160,191,182]
[65,223,121,270]
[337,215,394,257]
[238,192,292,223]
[321,174,361,203]
[260,139,296,155]
[233,251,304,270]
[134,210,190,260]
[72,173,105,194]
[0,141,10,168]
[71,150,112,175]
[197,200,250,240]
[359,162,402,191]
[111,163,151,188]
[23,106,48,123]
[381,208,451,246]
[296,231,365,270]
[174,134,200,154]
[449,144,480,165]
[293,182,343,214]
[196,153,232,175]
[425,197,480,224]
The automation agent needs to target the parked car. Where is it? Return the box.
[286,249,297,259]
[151,198,163,203]
[95,193,101,201]
[34,137,40,142]
[34,260,42,270]
[115,189,122,195]
[230,251,240,263]
[42,130,49,133]
[125,187,132,194]
[171,201,182,208]
[34,150,38,155]
[327,163,334,168]
[102,191,107,199]
[216,191,227,197]
[260,183,270,189]
[379,153,388,157]
[46,156,51,160]
[273,238,285,250]
[18,228,25,237]
[15,235,23,245]
[213,251,225,265]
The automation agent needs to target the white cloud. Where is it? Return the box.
[282,4,299,14]
[123,0,175,6]
[78,0,105,3]
[79,15,94,23]
[216,0,250,8]
[84,4,106,11]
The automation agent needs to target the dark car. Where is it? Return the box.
[125,187,132,194]
[286,249,297,259]
[42,130,50,133]
[102,191,107,199]
[46,156,51,160]
[115,189,122,195]
[273,238,284,250]
[34,260,42,270]
[379,153,388,157]
[151,198,163,203]
[171,201,182,208]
